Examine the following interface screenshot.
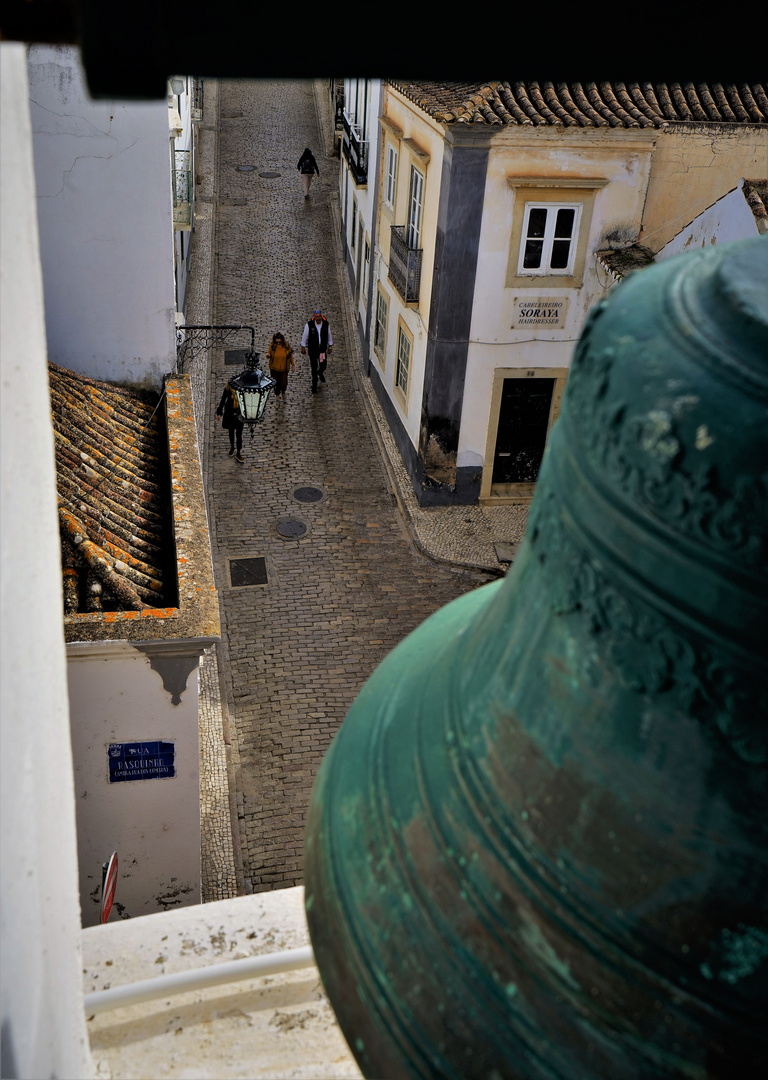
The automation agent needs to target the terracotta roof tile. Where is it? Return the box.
[49,363,174,613]
[388,81,767,127]
[742,178,768,231]
[596,244,655,281]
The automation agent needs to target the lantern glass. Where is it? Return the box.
[235,384,269,422]
[230,359,275,425]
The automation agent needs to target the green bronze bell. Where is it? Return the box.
[304,236,768,1079]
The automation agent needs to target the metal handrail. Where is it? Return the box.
[84,944,315,1016]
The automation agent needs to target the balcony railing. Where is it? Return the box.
[191,78,204,123]
[342,111,368,184]
[389,226,422,303]
[172,149,192,227]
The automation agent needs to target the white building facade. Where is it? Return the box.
[368,81,768,507]
[338,78,383,361]
[27,44,179,390]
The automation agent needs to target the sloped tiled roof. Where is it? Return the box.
[742,178,768,230]
[49,362,174,613]
[595,245,655,283]
[388,82,768,127]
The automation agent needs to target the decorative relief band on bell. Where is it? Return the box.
[526,476,766,764]
[549,406,766,655]
[563,311,768,573]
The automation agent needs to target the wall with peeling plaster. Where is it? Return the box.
[641,125,768,253]
[27,44,176,390]
[66,640,203,927]
[655,178,764,260]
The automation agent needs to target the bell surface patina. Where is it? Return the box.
[304,236,768,1079]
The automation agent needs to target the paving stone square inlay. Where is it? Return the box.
[276,520,308,539]
[225,349,251,366]
[229,557,268,587]
[293,486,324,503]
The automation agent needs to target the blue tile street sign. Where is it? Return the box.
[108,741,175,783]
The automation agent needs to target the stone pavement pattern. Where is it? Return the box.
[202,80,494,894]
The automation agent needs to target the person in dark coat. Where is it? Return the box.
[297,147,319,198]
[216,383,245,462]
[301,310,333,394]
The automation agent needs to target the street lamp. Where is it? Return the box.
[228,351,275,437]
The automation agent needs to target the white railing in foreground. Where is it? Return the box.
[84,944,315,1016]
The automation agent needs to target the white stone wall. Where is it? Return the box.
[1,42,95,1079]
[27,45,177,390]
[655,179,761,261]
[369,88,446,453]
[342,78,382,331]
[67,641,203,927]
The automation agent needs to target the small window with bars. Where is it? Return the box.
[518,203,581,275]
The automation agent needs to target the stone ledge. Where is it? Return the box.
[82,887,361,1079]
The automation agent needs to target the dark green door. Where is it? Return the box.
[492,378,554,484]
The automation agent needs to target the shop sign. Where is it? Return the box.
[512,296,569,329]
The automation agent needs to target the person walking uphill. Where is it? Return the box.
[297,147,319,198]
[216,382,245,463]
[301,310,333,394]
[267,332,295,402]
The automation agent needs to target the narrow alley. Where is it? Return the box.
[191,80,494,898]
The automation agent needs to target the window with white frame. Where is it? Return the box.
[385,144,398,208]
[351,200,357,251]
[396,323,412,398]
[363,238,370,297]
[518,203,582,276]
[407,166,424,250]
[374,288,388,360]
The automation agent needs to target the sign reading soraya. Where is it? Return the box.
[108,741,175,783]
[511,296,569,329]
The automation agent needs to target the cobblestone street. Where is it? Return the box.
[192,80,494,897]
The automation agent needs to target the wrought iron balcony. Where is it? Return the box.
[341,111,368,185]
[191,77,204,123]
[389,226,422,303]
[172,148,191,227]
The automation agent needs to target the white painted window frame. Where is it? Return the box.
[407,166,424,250]
[385,143,398,209]
[395,322,412,401]
[517,202,583,277]
[374,288,389,361]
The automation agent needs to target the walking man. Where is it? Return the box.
[301,310,333,394]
